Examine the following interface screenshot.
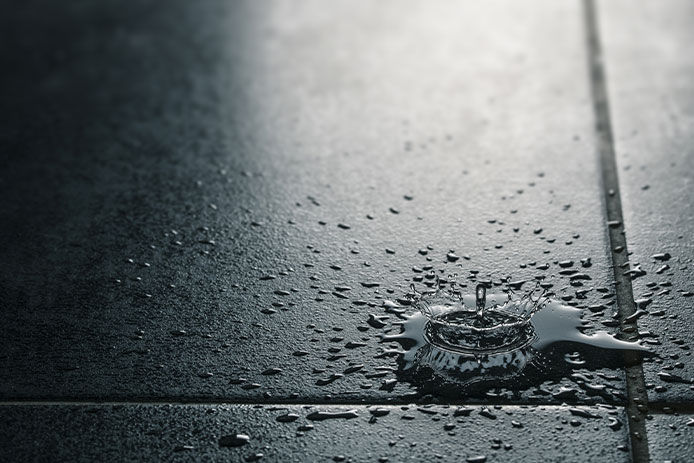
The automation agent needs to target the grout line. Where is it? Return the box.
[5,400,694,414]
[0,398,624,407]
[647,402,694,415]
[582,0,650,461]
[0,399,627,409]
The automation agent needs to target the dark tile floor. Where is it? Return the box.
[0,0,691,461]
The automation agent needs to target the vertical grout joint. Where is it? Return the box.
[582,0,651,461]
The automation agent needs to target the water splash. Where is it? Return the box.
[379,281,650,399]
[408,282,550,354]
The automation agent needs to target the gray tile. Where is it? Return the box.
[646,413,694,463]
[0,404,630,462]
[0,0,624,402]
[599,0,694,401]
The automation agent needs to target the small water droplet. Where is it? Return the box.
[476,284,486,319]
[306,410,359,421]
[219,433,250,448]
[276,413,300,423]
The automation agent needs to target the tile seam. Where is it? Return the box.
[582,0,650,461]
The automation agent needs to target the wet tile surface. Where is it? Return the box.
[645,413,694,463]
[0,404,630,462]
[0,0,629,403]
[600,0,694,402]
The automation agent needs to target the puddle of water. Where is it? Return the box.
[379,283,650,399]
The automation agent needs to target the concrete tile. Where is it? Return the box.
[0,0,624,402]
[0,404,630,462]
[646,412,694,463]
[599,0,694,401]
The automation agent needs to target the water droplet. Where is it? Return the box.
[306,410,359,421]
[369,408,390,417]
[476,284,486,319]
[174,445,194,452]
[569,408,601,419]
[276,413,300,423]
[219,434,250,447]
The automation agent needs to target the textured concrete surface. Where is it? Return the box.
[598,1,694,459]
[0,404,630,462]
[645,412,694,463]
[600,0,694,403]
[0,0,622,404]
[0,0,692,461]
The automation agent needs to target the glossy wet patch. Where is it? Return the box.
[379,285,650,400]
